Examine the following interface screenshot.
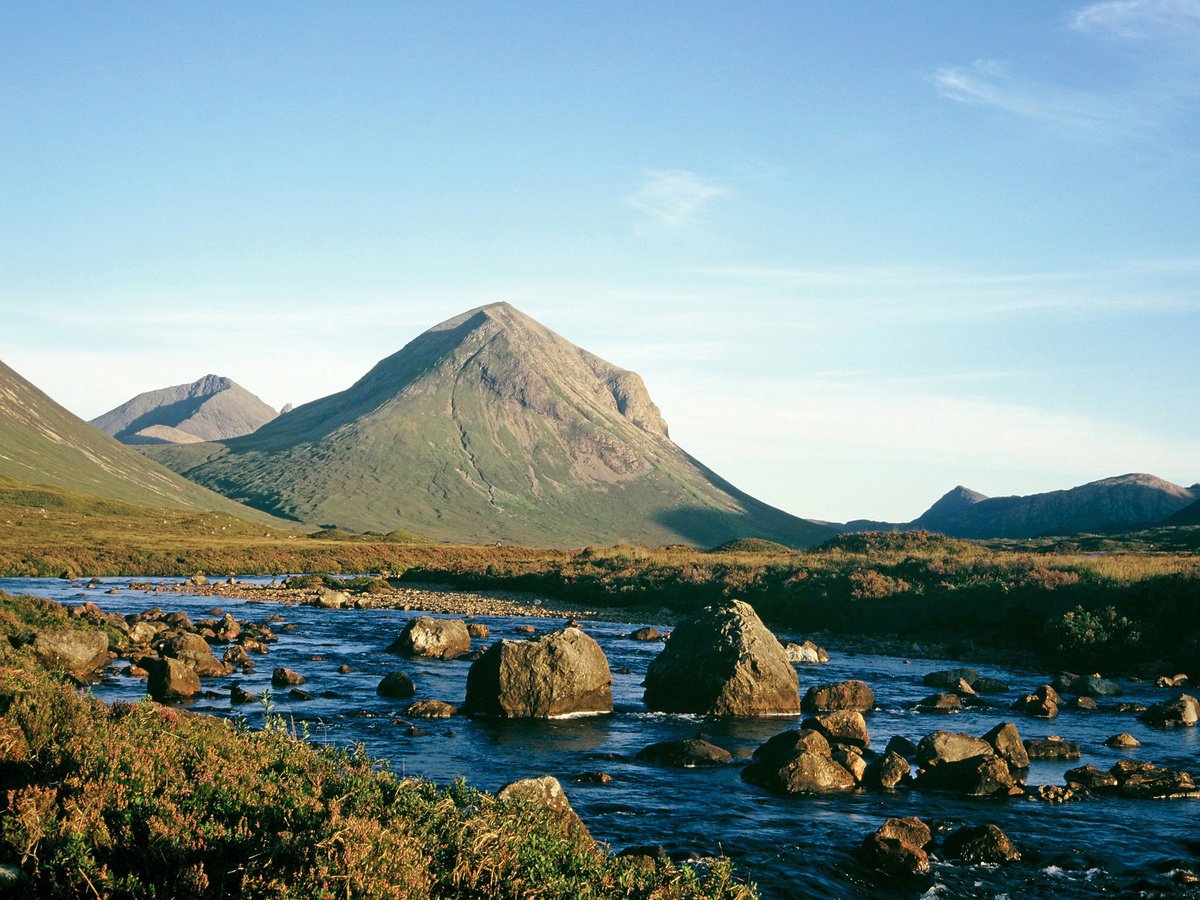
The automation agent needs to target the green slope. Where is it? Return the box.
[0,359,291,526]
[148,303,833,549]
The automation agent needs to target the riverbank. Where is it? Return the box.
[0,590,754,899]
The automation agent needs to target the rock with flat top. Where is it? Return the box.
[31,628,109,674]
[388,617,471,660]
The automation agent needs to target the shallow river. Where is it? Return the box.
[6,576,1200,898]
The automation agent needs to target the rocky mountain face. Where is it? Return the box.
[146,302,832,548]
[909,474,1196,539]
[91,374,277,444]
[0,359,281,520]
[1166,495,1200,526]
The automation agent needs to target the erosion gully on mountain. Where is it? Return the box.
[9,575,1200,899]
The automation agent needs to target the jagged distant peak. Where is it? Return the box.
[92,374,277,444]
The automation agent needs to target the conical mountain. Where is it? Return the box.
[0,359,283,522]
[910,485,988,533]
[92,374,278,444]
[147,303,832,547]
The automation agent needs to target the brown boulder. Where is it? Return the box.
[465,627,612,718]
[466,623,490,639]
[915,731,993,769]
[31,628,108,674]
[944,823,1020,863]
[404,699,458,718]
[801,680,874,713]
[1105,732,1140,749]
[983,722,1030,770]
[157,632,227,676]
[1023,737,1080,760]
[497,776,595,850]
[628,627,662,641]
[637,738,732,768]
[916,755,1018,797]
[144,657,201,701]
[746,749,856,793]
[879,816,932,849]
[643,600,799,716]
[865,751,911,789]
[271,667,305,687]
[388,616,471,660]
[1139,693,1200,728]
[376,672,416,698]
[915,693,962,714]
[802,710,870,749]
[859,833,930,876]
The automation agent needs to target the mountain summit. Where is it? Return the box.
[147,303,831,547]
[92,374,278,444]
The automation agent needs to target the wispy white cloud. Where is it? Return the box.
[934,1,1199,147]
[1071,0,1200,41]
[933,60,1153,139]
[688,259,1200,323]
[625,169,727,227]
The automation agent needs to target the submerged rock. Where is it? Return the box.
[642,600,799,717]
[637,738,732,768]
[1106,732,1140,749]
[404,699,457,718]
[1023,737,1081,761]
[376,672,416,698]
[922,668,979,690]
[465,627,612,718]
[628,627,662,642]
[388,616,472,660]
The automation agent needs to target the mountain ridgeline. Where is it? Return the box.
[845,474,1197,540]
[91,374,279,445]
[145,303,833,548]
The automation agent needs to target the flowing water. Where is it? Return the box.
[6,576,1200,898]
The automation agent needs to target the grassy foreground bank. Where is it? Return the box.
[0,593,753,898]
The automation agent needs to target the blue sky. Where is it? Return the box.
[2,1,1198,522]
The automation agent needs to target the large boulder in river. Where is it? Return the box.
[801,680,874,713]
[915,731,993,769]
[944,823,1020,863]
[388,616,471,660]
[157,631,227,676]
[916,754,1019,797]
[802,711,870,749]
[31,628,109,674]
[1139,693,1200,728]
[743,748,856,794]
[982,722,1030,770]
[642,600,799,716]
[465,627,612,718]
[144,657,201,701]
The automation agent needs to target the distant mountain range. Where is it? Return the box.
[91,374,279,444]
[841,474,1197,539]
[142,303,833,548]
[0,359,283,523]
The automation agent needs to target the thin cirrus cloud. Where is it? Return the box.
[932,60,1153,140]
[934,0,1200,144]
[1071,0,1200,40]
[624,169,727,227]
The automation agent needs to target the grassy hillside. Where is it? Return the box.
[0,360,290,527]
[146,304,832,549]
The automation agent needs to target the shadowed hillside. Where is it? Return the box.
[91,374,278,444]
